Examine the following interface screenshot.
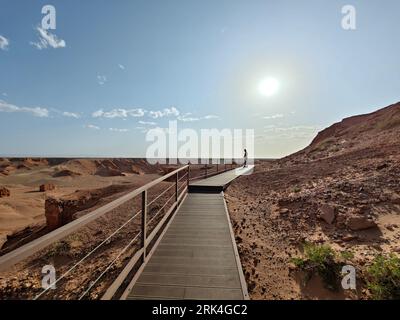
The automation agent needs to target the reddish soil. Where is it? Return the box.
[226,102,400,300]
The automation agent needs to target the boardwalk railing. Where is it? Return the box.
[189,160,239,181]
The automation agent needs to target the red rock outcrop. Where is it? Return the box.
[44,184,128,230]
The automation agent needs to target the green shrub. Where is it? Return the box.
[366,254,400,300]
[293,242,342,291]
[291,257,306,268]
[304,242,335,265]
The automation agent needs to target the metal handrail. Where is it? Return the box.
[147,180,175,207]
[189,161,239,181]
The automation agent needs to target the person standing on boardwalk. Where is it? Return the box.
[243,149,248,167]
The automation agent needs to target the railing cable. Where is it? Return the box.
[33,209,141,300]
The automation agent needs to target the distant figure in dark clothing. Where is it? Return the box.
[243,149,248,167]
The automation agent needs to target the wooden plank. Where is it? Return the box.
[161,239,232,247]
[128,285,244,300]
[152,249,235,259]
[148,256,236,266]
[136,273,241,289]
[126,192,248,300]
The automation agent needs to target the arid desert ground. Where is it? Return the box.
[226,102,400,299]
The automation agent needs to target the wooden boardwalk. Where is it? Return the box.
[189,165,254,193]
[124,168,252,300]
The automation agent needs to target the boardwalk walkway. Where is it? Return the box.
[189,165,254,193]
[124,166,253,300]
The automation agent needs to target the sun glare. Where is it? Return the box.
[258,77,280,97]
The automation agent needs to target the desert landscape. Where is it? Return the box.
[1,102,400,300]
[227,102,400,300]
[0,158,167,251]
[0,158,218,299]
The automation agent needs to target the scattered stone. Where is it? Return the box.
[279,208,289,215]
[346,215,377,231]
[0,187,10,198]
[318,204,336,224]
[342,234,358,242]
[39,183,55,192]
[385,224,395,231]
[376,163,389,170]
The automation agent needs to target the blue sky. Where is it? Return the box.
[0,0,399,158]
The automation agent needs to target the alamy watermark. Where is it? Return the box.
[145,120,254,169]
[341,5,356,30]
[41,264,56,290]
[41,5,57,30]
[341,265,357,290]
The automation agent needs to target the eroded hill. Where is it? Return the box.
[226,102,400,299]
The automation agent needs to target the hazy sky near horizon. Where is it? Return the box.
[1,0,399,158]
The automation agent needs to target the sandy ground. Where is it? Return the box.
[0,165,159,249]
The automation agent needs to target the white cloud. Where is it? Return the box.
[149,107,180,119]
[177,113,219,122]
[203,115,219,120]
[92,108,145,118]
[118,64,125,70]
[138,120,157,126]
[263,114,284,120]
[62,111,80,118]
[97,75,107,85]
[109,128,130,132]
[177,113,200,122]
[0,100,49,117]
[30,27,66,50]
[0,35,9,50]
[85,124,100,130]
[91,106,215,123]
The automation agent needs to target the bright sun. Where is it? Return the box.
[258,77,280,97]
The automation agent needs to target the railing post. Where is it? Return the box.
[187,165,190,187]
[175,171,178,201]
[205,165,208,178]
[141,190,147,260]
